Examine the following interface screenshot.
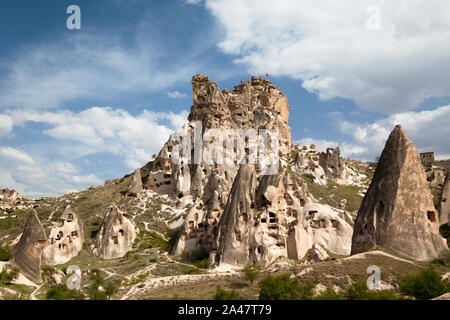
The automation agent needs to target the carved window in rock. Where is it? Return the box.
[119,229,124,236]
[427,211,436,222]
[67,214,74,222]
[57,219,65,227]
[442,198,447,203]
[112,235,119,244]
[56,231,63,241]
[300,199,305,207]
[71,231,78,237]
[67,235,72,243]
[307,211,317,220]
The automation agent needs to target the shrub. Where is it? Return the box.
[213,286,240,300]
[182,247,210,268]
[92,218,102,226]
[241,264,261,286]
[0,245,11,261]
[0,218,16,229]
[315,288,344,300]
[0,267,19,285]
[344,281,399,300]
[46,284,85,300]
[193,258,210,269]
[259,274,315,300]
[399,267,449,300]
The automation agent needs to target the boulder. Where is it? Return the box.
[90,205,136,259]
[286,225,309,260]
[351,125,448,261]
[43,206,84,265]
[9,210,47,283]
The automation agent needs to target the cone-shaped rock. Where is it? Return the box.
[10,210,47,283]
[351,125,448,261]
[42,206,84,265]
[437,172,450,226]
[90,205,136,259]
[126,168,143,197]
[211,164,258,266]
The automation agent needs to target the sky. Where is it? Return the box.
[1,0,450,197]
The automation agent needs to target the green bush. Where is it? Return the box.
[315,288,344,300]
[213,286,240,300]
[399,267,449,300]
[193,258,210,269]
[92,218,102,226]
[344,282,399,300]
[87,274,118,300]
[0,245,11,261]
[0,267,19,285]
[259,274,315,300]
[241,264,262,286]
[182,247,210,268]
[46,284,85,300]
[0,218,16,229]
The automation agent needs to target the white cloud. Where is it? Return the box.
[186,0,203,4]
[167,91,188,99]
[338,105,450,160]
[0,31,201,109]
[7,106,189,170]
[205,0,450,113]
[0,147,102,197]
[0,114,13,138]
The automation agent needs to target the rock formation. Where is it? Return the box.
[351,125,448,261]
[43,206,84,265]
[145,74,355,267]
[9,210,47,283]
[438,172,450,226]
[126,168,143,197]
[90,205,136,259]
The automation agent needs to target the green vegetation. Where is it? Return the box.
[0,245,11,261]
[259,274,315,300]
[0,266,19,286]
[399,267,449,300]
[343,281,399,300]
[241,264,261,286]
[86,273,118,300]
[300,174,363,213]
[46,284,86,300]
[315,288,344,300]
[182,247,210,269]
[213,285,241,300]
[0,217,17,229]
[92,218,102,226]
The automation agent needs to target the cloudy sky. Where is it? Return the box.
[1,0,450,197]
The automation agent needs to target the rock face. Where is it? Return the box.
[151,74,355,267]
[10,210,47,283]
[351,125,448,261]
[438,173,450,226]
[90,205,136,259]
[42,206,84,265]
[126,168,143,197]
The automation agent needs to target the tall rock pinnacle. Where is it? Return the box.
[351,125,448,261]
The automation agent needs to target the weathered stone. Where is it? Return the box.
[10,210,47,283]
[310,243,329,263]
[438,172,450,226]
[351,125,448,261]
[90,205,136,259]
[43,206,84,265]
[287,225,309,260]
[126,168,143,197]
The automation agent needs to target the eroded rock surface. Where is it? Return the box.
[90,205,136,259]
[351,125,448,261]
[438,172,450,226]
[127,168,143,197]
[43,206,84,265]
[10,210,47,283]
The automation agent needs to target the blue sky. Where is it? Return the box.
[1,0,450,197]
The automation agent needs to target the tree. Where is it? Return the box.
[241,264,261,286]
[259,274,315,300]
[46,284,86,300]
[399,267,449,300]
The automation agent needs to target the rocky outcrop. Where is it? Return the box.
[126,168,143,197]
[90,205,136,259]
[438,172,450,226]
[319,147,343,178]
[351,125,448,261]
[9,210,47,283]
[42,206,84,265]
